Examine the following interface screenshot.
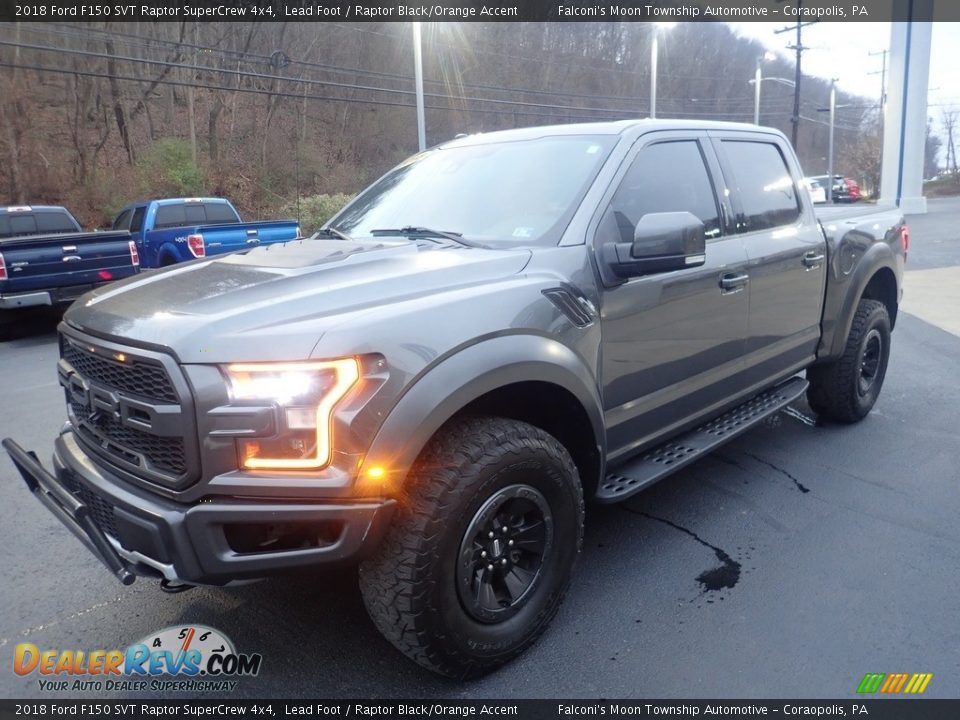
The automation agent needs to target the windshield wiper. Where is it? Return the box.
[315,226,355,242]
[370,226,486,248]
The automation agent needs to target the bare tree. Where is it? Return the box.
[942,108,959,177]
[0,23,27,202]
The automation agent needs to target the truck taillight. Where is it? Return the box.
[900,224,910,260]
[128,240,140,267]
[187,234,206,258]
[0,252,6,281]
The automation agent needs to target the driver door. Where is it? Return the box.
[597,134,752,462]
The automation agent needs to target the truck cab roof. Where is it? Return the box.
[0,205,70,214]
[439,118,784,149]
[119,197,234,210]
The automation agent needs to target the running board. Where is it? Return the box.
[596,376,809,503]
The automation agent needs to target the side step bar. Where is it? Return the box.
[596,376,809,503]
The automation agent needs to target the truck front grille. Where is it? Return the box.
[70,400,188,476]
[59,332,198,489]
[61,341,178,403]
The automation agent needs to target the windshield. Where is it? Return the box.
[331,135,617,246]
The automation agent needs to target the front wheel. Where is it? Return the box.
[807,298,891,423]
[358,416,584,678]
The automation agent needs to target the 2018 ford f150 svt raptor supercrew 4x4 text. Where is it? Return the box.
[4,120,907,678]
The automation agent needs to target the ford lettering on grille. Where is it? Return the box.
[58,334,196,488]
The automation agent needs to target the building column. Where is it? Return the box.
[879,7,932,214]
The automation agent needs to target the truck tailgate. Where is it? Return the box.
[184,220,300,255]
[0,230,135,296]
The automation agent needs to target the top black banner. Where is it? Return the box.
[2,700,960,720]
[0,0,944,23]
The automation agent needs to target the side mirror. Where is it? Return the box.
[603,211,706,279]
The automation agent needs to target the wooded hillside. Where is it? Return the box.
[0,21,895,229]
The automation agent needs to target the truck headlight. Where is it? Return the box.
[224,359,360,470]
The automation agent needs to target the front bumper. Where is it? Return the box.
[3,432,396,586]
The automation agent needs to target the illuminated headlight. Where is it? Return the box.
[224,359,360,470]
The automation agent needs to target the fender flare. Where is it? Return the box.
[361,334,604,487]
[156,242,182,267]
[820,242,899,360]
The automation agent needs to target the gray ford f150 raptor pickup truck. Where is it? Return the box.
[4,120,907,678]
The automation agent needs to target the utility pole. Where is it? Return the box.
[775,1,817,148]
[827,80,836,204]
[412,21,426,151]
[817,90,851,200]
[868,49,888,111]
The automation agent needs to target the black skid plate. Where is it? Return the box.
[596,376,809,503]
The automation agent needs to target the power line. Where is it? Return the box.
[0,38,655,116]
[28,23,778,108]
[0,60,645,123]
[0,36,798,120]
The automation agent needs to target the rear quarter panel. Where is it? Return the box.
[815,206,905,360]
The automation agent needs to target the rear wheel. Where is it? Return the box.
[807,298,891,423]
[358,416,584,678]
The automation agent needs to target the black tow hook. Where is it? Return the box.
[159,579,195,594]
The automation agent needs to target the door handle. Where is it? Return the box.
[803,252,825,268]
[719,272,749,291]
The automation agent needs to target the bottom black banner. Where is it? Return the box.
[1,700,959,720]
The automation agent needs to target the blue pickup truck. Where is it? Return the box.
[111,197,300,268]
[1,205,139,329]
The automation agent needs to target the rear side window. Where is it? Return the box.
[597,140,722,247]
[204,203,239,224]
[36,211,80,234]
[722,141,800,232]
[130,207,145,232]
[154,204,187,229]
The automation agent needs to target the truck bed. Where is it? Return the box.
[814,203,895,223]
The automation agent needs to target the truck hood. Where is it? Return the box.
[64,238,532,362]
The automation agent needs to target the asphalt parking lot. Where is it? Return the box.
[2,198,959,700]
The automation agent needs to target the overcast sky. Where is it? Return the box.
[727,22,960,156]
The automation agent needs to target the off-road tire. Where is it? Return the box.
[358,416,584,678]
[807,298,891,423]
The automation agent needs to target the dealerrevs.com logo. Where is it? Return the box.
[14,625,262,693]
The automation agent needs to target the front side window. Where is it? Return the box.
[113,209,133,231]
[596,140,721,248]
[722,140,800,232]
[332,135,617,247]
[130,207,145,232]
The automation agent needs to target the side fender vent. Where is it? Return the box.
[542,285,597,328]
